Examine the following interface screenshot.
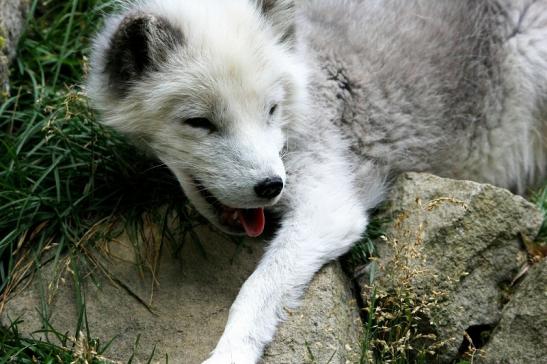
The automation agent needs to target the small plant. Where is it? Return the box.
[360,240,451,363]
[357,200,468,363]
[531,185,547,245]
[0,319,118,363]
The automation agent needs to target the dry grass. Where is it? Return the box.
[357,198,475,363]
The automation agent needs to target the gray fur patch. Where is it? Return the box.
[104,13,184,97]
[257,0,296,46]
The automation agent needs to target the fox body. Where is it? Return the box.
[87,0,547,362]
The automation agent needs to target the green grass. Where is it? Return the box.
[0,319,115,363]
[0,0,201,361]
[1,316,161,363]
[348,215,386,278]
[0,0,201,300]
[531,184,547,244]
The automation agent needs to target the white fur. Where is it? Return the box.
[206,154,367,363]
[87,0,547,363]
[88,0,310,232]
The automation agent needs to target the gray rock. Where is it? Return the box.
[478,258,547,364]
[263,262,362,364]
[0,0,28,97]
[1,223,362,363]
[358,173,543,362]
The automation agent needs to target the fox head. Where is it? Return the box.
[87,0,308,237]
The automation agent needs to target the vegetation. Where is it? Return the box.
[532,185,547,244]
[0,318,118,363]
[0,0,196,361]
[0,0,198,306]
[354,187,547,364]
[353,216,451,364]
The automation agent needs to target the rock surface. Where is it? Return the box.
[264,262,362,364]
[1,224,362,363]
[478,258,547,364]
[358,173,544,362]
[0,0,28,97]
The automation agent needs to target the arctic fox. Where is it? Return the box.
[87,0,547,362]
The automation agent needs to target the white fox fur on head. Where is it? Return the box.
[87,0,308,235]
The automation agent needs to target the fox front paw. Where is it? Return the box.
[202,351,257,364]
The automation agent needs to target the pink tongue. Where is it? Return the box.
[237,208,265,238]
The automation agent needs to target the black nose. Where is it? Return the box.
[254,176,284,199]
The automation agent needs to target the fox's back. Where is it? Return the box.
[299,0,547,192]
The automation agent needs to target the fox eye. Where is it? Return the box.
[269,104,278,116]
[184,117,217,132]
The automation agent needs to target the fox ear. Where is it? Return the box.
[256,0,296,45]
[103,13,184,96]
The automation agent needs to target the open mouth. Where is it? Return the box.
[192,178,266,238]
